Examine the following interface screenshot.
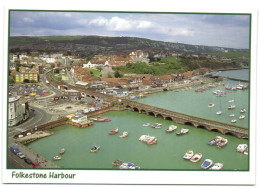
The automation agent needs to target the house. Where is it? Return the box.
[63,89,81,98]
[83,60,110,68]
[15,67,39,83]
[112,89,129,97]
[71,66,91,82]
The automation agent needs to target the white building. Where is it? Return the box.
[8,96,30,127]
[71,115,88,123]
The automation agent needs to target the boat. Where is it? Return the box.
[119,162,140,170]
[201,159,214,169]
[228,99,234,103]
[239,115,245,120]
[59,148,65,154]
[240,108,246,113]
[143,123,150,127]
[231,119,237,123]
[52,156,61,160]
[90,145,100,152]
[120,131,129,138]
[216,111,222,115]
[210,163,223,170]
[216,137,228,148]
[190,153,202,163]
[151,123,162,129]
[165,125,177,133]
[228,105,236,109]
[237,144,248,153]
[109,128,119,135]
[183,150,194,160]
[139,135,157,145]
[208,103,215,108]
[90,116,111,122]
[112,160,122,167]
[229,114,235,117]
[208,138,217,146]
[176,128,189,136]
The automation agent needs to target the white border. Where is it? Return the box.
[1,0,258,186]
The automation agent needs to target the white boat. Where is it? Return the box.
[151,123,162,128]
[215,137,228,148]
[240,108,246,113]
[59,148,65,154]
[229,114,235,117]
[176,128,189,136]
[143,123,150,127]
[165,125,177,133]
[228,99,234,103]
[90,146,100,152]
[216,111,222,115]
[201,159,214,169]
[210,163,223,170]
[231,119,237,123]
[237,144,248,152]
[183,150,194,160]
[208,103,215,108]
[139,135,157,145]
[120,131,129,138]
[239,115,245,120]
[53,156,61,160]
[190,153,202,163]
[228,105,236,109]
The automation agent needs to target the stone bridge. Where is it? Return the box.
[46,72,248,139]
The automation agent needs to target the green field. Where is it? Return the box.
[89,69,101,77]
[208,52,249,58]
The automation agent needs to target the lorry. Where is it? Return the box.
[10,146,20,154]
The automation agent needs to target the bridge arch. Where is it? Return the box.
[165,117,173,121]
[126,105,131,109]
[210,128,224,134]
[156,114,164,119]
[196,125,208,130]
[140,109,147,114]
[133,107,139,112]
[225,132,237,137]
[184,122,194,127]
[148,111,155,117]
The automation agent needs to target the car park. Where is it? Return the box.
[24,157,32,164]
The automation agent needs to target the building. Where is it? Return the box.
[8,96,29,127]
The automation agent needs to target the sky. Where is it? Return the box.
[9,11,250,49]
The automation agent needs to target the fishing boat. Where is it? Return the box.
[210,163,223,170]
[237,144,248,153]
[109,128,119,135]
[90,146,100,153]
[229,114,235,117]
[216,111,222,115]
[208,103,215,108]
[208,138,217,146]
[112,160,122,167]
[201,159,214,169]
[165,125,177,133]
[240,108,246,113]
[151,123,162,129]
[176,128,189,135]
[52,156,61,160]
[228,105,236,109]
[139,135,157,145]
[120,131,129,138]
[90,116,111,122]
[143,123,150,127]
[216,137,228,148]
[59,148,65,154]
[239,115,245,120]
[183,150,194,160]
[190,153,202,163]
[231,119,237,123]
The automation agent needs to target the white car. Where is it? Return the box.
[17,152,25,159]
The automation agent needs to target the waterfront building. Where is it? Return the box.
[8,96,29,127]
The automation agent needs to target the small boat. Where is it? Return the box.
[216,111,222,115]
[147,138,157,145]
[210,163,223,170]
[151,123,162,129]
[190,153,202,163]
[143,123,150,127]
[112,160,122,167]
[165,125,177,133]
[208,138,217,146]
[231,119,237,123]
[119,162,140,170]
[120,131,129,138]
[183,150,194,160]
[53,156,61,160]
[244,151,248,156]
[176,128,189,136]
[109,128,119,135]
[237,144,248,153]
[228,99,234,103]
[91,116,111,122]
[201,159,214,169]
[229,114,235,117]
[59,148,65,154]
[139,135,157,145]
[90,146,100,152]
[216,137,228,148]
[208,103,215,108]
[239,115,245,120]
[228,105,236,109]
[240,108,246,113]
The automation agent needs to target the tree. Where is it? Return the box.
[9,76,14,84]
[114,70,122,78]
[54,68,60,74]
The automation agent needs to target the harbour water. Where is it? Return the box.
[27,69,249,170]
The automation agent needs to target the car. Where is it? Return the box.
[24,157,32,164]
[32,162,42,168]
[17,152,25,159]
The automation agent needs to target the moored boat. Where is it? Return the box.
[228,105,236,109]
[208,103,215,108]
[53,156,61,160]
[190,153,202,163]
[229,114,235,117]
[216,111,222,115]
[59,148,65,154]
[231,119,237,123]
[112,160,122,167]
[183,150,194,160]
[240,108,246,113]
[151,123,162,129]
[176,128,189,136]
[119,162,140,170]
[210,163,223,170]
[216,137,228,148]
[90,145,100,153]
[237,144,248,153]
[139,135,157,145]
[109,128,119,135]
[201,159,214,169]
[120,131,129,138]
[143,123,150,127]
[165,125,177,133]
[239,115,245,120]
[90,116,111,122]
[208,138,217,146]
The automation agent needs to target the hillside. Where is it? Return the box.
[9,35,249,54]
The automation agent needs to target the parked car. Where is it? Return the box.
[16,152,25,159]
[24,157,32,164]
[32,162,42,168]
